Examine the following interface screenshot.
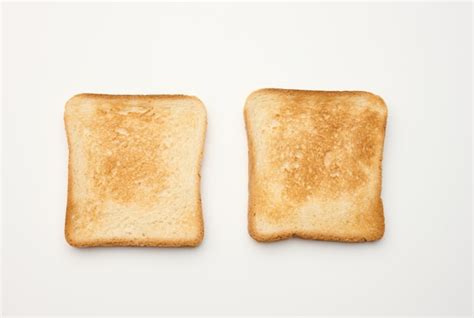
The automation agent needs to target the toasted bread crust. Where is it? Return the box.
[245,88,387,243]
[65,94,206,247]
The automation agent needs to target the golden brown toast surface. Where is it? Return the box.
[244,89,387,242]
[65,94,206,247]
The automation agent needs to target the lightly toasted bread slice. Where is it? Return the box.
[65,94,206,247]
[244,88,387,242]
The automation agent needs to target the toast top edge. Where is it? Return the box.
[244,88,387,114]
[65,93,207,114]
[66,93,205,104]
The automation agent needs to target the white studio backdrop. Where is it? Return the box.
[2,2,472,316]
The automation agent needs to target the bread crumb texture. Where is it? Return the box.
[245,89,387,242]
[65,94,206,247]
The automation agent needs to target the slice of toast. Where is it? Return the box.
[244,89,387,242]
[64,94,206,247]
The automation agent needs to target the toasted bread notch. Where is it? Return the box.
[244,89,387,242]
[64,94,206,247]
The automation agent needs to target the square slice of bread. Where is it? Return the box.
[244,89,387,242]
[64,94,206,247]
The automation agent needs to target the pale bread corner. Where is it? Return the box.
[244,88,387,243]
[64,94,207,247]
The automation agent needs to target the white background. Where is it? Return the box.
[2,2,472,316]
